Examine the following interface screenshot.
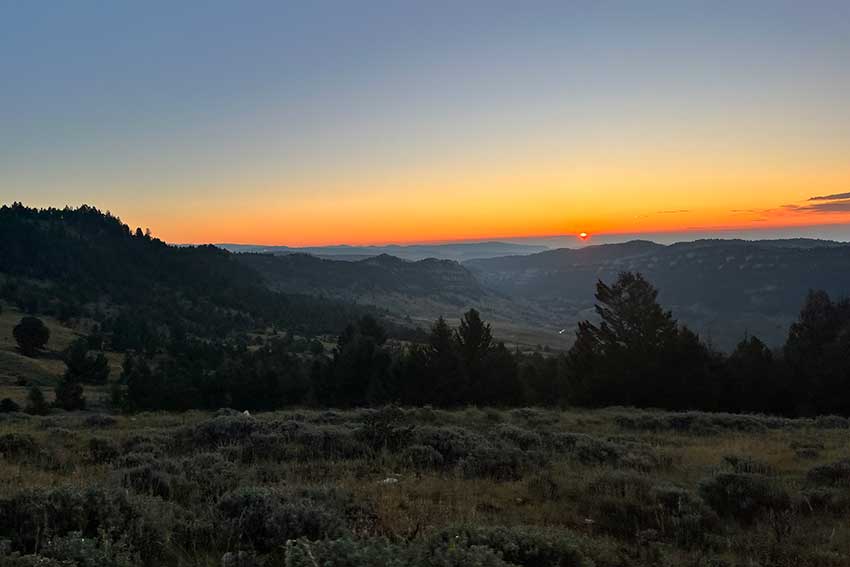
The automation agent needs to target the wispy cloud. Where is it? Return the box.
[657,209,690,214]
[799,201,850,213]
[809,192,850,201]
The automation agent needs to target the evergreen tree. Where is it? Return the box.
[425,316,464,405]
[784,290,850,415]
[13,316,50,357]
[64,338,109,384]
[54,372,86,410]
[566,272,715,409]
[25,385,49,415]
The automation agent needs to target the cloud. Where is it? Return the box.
[729,198,850,219]
[657,209,690,214]
[802,200,850,212]
[808,192,850,201]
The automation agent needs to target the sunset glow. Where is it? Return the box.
[3,2,850,245]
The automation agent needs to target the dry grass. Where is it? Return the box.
[1,406,849,566]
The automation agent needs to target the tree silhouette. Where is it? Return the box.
[13,316,50,356]
[64,338,109,384]
[55,372,86,411]
[566,272,714,409]
[25,385,49,415]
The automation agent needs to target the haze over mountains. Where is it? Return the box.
[4,204,850,352]
[236,237,850,351]
[218,241,548,262]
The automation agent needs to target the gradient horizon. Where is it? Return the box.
[3,2,850,246]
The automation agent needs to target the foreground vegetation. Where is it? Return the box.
[1,405,849,566]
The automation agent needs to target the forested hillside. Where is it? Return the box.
[0,203,368,347]
[467,238,850,348]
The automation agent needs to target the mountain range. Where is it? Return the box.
[4,204,850,352]
[236,237,850,351]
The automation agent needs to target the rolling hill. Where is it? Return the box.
[466,239,850,349]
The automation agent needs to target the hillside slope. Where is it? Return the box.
[0,204,367,343]
[467,239,850,349]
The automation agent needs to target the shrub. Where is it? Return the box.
[284,536,512,567]
[241,432,290,464]
[0,433,37,460]
[355,404,413,452]
[460,446,539,481]
[117,454,180,499]
[179,452,238,500]
[24,386,50,416]
[120,434,166,455]
[578,471,717,545]
[217,487,347,553]
[84,414,117,428]
[34,531,138,567]
[0,487,136,554]
[807,458,850,488]
[54,373,86,411]
[615,411,774,435]
[13,316,50,357]
[412,426,485,464]
[722,455,774,475]
[699,472,790,524]
[429,525,587,567]
[88,437,120,464]
[801,486,850,515]
[290,425,371,461]
[814,415,849,429]
[495,423,542,450]
[401,444,444,470]
[548,432,668,471]
[0,398,20,413]
[189,416,259,447]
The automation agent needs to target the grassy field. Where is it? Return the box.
[0,307,124,407]
[0,405,849,566]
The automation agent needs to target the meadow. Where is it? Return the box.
[1,404,849,566]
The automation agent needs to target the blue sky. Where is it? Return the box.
[3,1,850,244]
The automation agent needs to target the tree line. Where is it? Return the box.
[9,270,850,417]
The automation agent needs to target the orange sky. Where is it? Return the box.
[6,3,850,246]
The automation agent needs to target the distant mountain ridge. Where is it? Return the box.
[466,238,850,349]
[238,252,486,300]
[217,241,548,262]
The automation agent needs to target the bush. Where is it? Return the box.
[807,458,850,488]
[13,316,50,357]
[460,446,538,481]
[179,452,238,500]
[0,487,135,554]
[290,425,371,461]
[24,386,49,416]
[32,531,138,567]
[580,471,716,545]
[355,408,414,452]
[217,487,347,553]
[429,525,587,567]
[495,424,542,450]
[189,416,259,447]
[814,415,849,429]
[117,453,180,499]
[699,472,790,524]
[88,437,120,464]
[548,432,668,471]
[412,426,486,464]
[84,414,117,428]
[722,455,774,475]
[0,398,20,413]
[0,432,37,460]
[401,444,444,470]
[284,536,512,567]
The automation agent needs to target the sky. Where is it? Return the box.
[3,1,850,246]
